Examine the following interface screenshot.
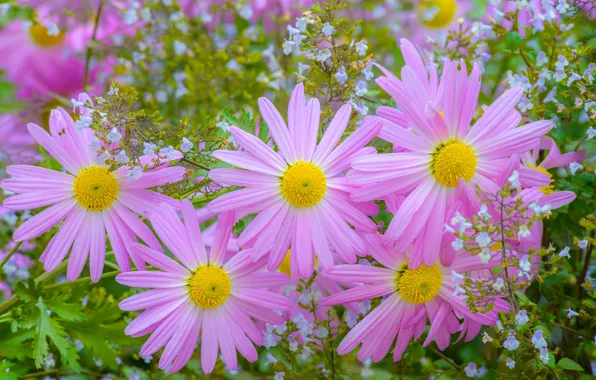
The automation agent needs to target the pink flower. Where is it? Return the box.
[0,21,101,102]
[0,107,185,281]
[116,201,292,373]
[208,83,381,278]
[386,0,475,46]
[0,114,38,164]
[348,38,553,268]
[318,233,508,362]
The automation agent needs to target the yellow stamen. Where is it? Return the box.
[395,263,443,304]
[73,166,119,211]
[431,140,477,187]
[418,0,457,29]
[528,165,554,195]
[188,265,231,309]
[280,161,327,208]
[29,24,65,47]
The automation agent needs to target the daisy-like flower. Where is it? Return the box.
[318,233,508,362]
[208,83,381,278]
[0,114,37,164]
[0,21,99,102]
[348,38,553,267]
[0,107,185,281]
[117,200,292,373]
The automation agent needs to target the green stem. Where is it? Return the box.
[83,0,104,90]
[44,271,119,291]
[428,345,461,371]
[0,241,23,279]
[0,260,68,315]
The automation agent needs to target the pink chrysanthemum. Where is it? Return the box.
[388,0,475,45]
[0,21,100,102]
[0,114,38,164]
[348,39,553,268]
[208,83,381,278]
[0,108,185,281]
[117,201,292,374]
[318,233,508,362]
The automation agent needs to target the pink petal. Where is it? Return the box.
[120,287,188,311]
[116,271,187,288]
[312,104,352,164]
[208,187,279,213]
[212,150,282,176]
[231,288,292,311]
[3,190,73,210]
[258,97,295,163]
[208,211,235,266]
[13,199,77,241]
[124,298,187,336]
[208,168,278,187]
[43,207,86,271]
[132,243,189,275]
[230,126,287,171]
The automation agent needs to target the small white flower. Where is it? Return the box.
[492,277,505,291]
[506,358,515,369]
[482,331,493,343]
[451,270,465,283]
[322,22,334,36]
[475,232,492,248]
[334,66,348,84]
[126,166,143,181]
[566,308,579,318]
[115,150,129,164]
[107,128,122,143]
[46,23,60,36]
[532,330,548,349]
[71,98,85,112]
[159,146,176,160]
[355,39,368,56]
[274,372,285,380]
[238,5,253,20]
[173,40,187,55]
[96,151,111,165]
[587,127,596,140]
[464,362,478,378]
[558,246,570,259]
[479,248,492,264]
[508,170,521,188]
[74,339,85,351]
[88,137,101,152]
[123,9,138,25]
[503,335,520,351]
[515,310,529,326]
[143,142,157,156]
[477,204,491,220]
[181,137,193,153]
[76,115,93,130]
[578,239,588,249]
[536,51,548,67]
[539,347,549,364]
[518,225,531,238]
[569,161,583,175]
[519,254,532,272]
[315,48,332,62]
[297,62,310,76]
[282,39,296,55]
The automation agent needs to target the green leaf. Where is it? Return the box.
[506,32,523,49]
[556,358,584,372]
[0,329,35,360]
[46,295,85,322]
[33,297,80,370]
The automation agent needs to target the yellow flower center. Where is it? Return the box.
[29,24,65,47]
[431,140,477,187]
[395,263,443,304]
[187,265,232,309]
[278,249,318,276]
[73,166,119,211]
[280,161,327,208]
[418,0,457,29]
[528,165,554,195]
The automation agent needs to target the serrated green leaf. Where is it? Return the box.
[46,295,85,322]
[0,329,35,360]
[556,358,584,372]
[33,297,80,370]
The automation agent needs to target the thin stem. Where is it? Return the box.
[553,322,592,340]
[44,271,119,291]
[0,241,23,279]
[428,345,461,371]
[0,260,68,315]
[83,0,104,90]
